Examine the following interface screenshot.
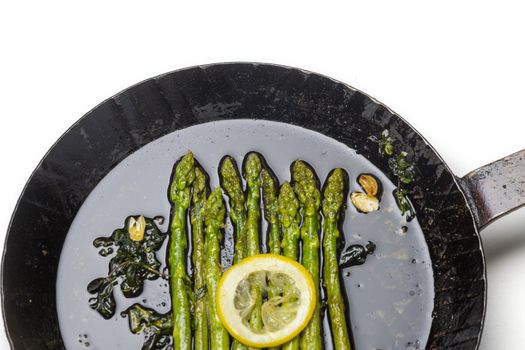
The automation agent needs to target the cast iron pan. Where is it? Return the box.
[2,62,524,350]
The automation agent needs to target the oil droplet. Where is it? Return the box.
[397,225,409,235]
[405,339,421,349]
[409,290,416,296]
[411,259,417,264]
[345,272,351,277]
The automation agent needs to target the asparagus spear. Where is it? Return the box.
[168,152,195,350]
[322,169,351,350]
[191,165,210,350]
[278,182,301,350]
[204,188,230,350]
[291,160,322,350]
[220,157,249,350]
[243,152,264,335]
[261,167,281,350]
[220,156,247,264]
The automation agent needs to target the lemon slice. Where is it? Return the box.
[216,254,316,348]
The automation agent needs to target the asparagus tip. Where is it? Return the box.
[243,152,263,183]
[322,168,346,218]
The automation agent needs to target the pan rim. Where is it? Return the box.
[1,61,487,350]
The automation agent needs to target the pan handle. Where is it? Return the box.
[458,149,525,230]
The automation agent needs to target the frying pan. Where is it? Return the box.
[2,62,523,350]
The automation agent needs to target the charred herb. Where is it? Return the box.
[122,304,173,350]
[87,215,167,319]
[339,241,376,268]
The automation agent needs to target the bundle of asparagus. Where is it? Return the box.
[97,150,358,350]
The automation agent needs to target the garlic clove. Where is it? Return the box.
[350,192,380,213]
[128,215,146,242]
[358,174,379,197]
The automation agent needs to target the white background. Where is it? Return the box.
[1,1,525,349]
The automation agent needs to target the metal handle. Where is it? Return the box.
[458,149,525,230]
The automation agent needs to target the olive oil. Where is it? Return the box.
[57,120,433,350]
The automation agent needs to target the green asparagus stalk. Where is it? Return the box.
[168,152,195,350]
[220,156,249,350]
[191,165,210,350]
[243,152,264,335]
[220,156,247,264]
[292,160,322,350]
[261,167,281,350]
[322,169,351,350]
[204,188,230,350]
[278,182,301,350]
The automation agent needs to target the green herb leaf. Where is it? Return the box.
[369,129,395,156]
[394,189,415,219]
[371,130,417,218]
[388,152,415,185]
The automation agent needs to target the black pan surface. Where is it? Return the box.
[1,63,485,349]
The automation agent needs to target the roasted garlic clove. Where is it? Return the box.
[128,215,146,242]
[350,192,379,213]
[358,174,379,197]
